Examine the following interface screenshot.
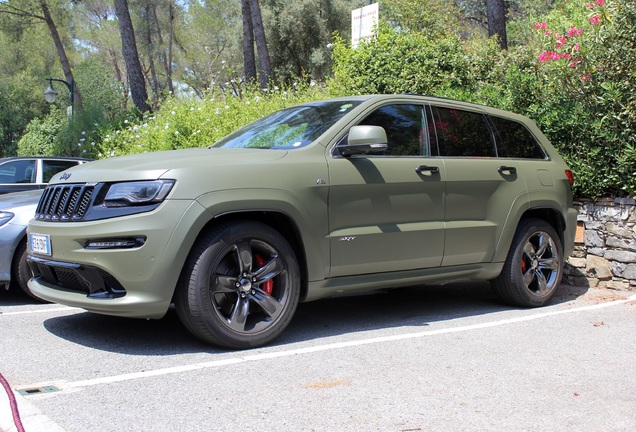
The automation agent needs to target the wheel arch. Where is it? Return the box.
[174,209,311,303]
[7,233,27,289]
[520,207,566,245]
[494,204,568,263]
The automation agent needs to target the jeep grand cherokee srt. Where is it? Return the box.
[26,95,577,349]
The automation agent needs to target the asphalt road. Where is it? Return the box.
[1,282,635,432]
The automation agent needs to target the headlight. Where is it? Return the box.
[104,180,175,207]
[0,211,15,227]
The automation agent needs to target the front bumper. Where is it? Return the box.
[26,198,208,318]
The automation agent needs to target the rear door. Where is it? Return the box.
[429,104,529,266]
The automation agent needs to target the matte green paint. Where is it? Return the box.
[26,94,576,319]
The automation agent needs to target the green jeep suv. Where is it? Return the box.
[26,95,577,348]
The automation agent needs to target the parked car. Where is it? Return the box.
[26,94,577,349]
[0,156,92,195]
[0,190,43,298]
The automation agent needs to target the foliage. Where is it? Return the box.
[261,0,358,82]
[329,24,502,100]
[524,0,636,197]
[97,82,330,157]
[0,75,51,157]
[73,58,127,121]
[383,0,465,36]
[16,106,66,156]
[176,0,241,96]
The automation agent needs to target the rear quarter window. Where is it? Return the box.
[490,116,547,159]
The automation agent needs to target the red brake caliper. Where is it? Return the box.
[255,255,274,295]
[521,257,527,273]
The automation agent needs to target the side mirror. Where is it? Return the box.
[339,125,388,157]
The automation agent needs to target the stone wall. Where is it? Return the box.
[564,197,636,290]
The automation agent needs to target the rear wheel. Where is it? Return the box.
[492,218,563,307]
[175,221,300,349]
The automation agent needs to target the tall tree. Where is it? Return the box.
[113,0,151,112]
[0,0,83,111]
[177,0,236,96]
[486,0,507,49]
[241,0,256,83]
[241,0,270,88]
[262,0,357,81]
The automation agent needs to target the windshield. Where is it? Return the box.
[211,100,361,149]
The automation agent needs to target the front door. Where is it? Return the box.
[327,103,446,277]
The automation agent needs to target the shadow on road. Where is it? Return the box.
[39,281,589,355]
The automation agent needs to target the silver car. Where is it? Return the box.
[0,156,92,195]
[0,190,42,298]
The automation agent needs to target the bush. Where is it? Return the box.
[98,83,330,157]
[17,107,66,156]
[527,0,636,197]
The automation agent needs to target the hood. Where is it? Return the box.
[48,147,288,185]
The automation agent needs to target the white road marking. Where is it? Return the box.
[0,307,78,316]
[36,294,632,392]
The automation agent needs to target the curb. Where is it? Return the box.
[0,386,66,432]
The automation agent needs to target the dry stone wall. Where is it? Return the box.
[565,198,636,290]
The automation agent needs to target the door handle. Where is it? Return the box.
[497,166,517,174]
[416,165,440,174]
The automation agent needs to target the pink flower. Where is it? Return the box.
[573,43,580,51]
[590,15,601,25]
[582,73,592,82]
[567,26,583,37]
[534,21,547,30]
[538,51,552,62]
[569,58,583,68]
[556,36,568,48]
[596,0,605,6]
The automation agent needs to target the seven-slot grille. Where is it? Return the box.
[35,184,95,221]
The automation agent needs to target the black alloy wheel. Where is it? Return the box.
[176,220,300,349]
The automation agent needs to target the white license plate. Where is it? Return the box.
[30,233,52,256]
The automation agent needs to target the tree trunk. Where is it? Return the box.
[487,0,508,50]
[241,0,257,84]
[39,0,83,112]
[114,0,151,112]
[248,0,271,88]
[143,3,159,108]
[165,1,175,95]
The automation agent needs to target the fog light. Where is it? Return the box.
[85,237,146,249]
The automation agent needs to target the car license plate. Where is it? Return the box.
[30,233,52,256]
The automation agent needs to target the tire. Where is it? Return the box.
[175,220,301,349]
[11,240,45,302]
[492,218,564,307]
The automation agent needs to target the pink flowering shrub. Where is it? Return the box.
[529,0,636,197]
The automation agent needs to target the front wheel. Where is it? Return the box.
[492,219,564,307]
[175,221,301,349]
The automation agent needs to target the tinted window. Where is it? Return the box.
[431,107,495,157]
[490,116,547,159]
[0,160,36,183]
[43,160,79,182]
[358,104,427,156]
